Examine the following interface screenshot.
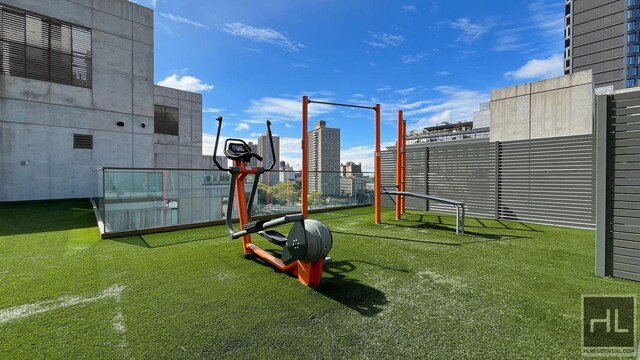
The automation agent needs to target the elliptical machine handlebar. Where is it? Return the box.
[212,116,277,171]
[212,116,228,171]
[265,120,276,171]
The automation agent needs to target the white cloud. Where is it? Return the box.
[402,5,417,13]
[492,35,526,52]
[369,62,376,67]
[365,32,405,48]
[150,0,157,8]
[219,23,304,52]
[504,53,563,80]
[157,74,214,92]
[403,86,489,131]
[159,13,208,28]
[279,137,303,170]
[235,123,250,131]
[245,96,333,121]
[448,18,492,43]
[293,63,310,68]
[393,87,418,96]
[529,1,564,40]
[285,123,294,128]
[203,107,225,113]
[436,71,450,76]
[401,53,427,64]
[341,142,395,173]
[492,1,563,53]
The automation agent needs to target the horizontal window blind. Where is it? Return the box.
[0,4,92,88]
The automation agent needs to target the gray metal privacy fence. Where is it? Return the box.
[381,135,596,228]
[596,91,640,282]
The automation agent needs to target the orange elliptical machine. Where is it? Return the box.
[212,116,333,286]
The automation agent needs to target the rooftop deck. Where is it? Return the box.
[0,200,637,358]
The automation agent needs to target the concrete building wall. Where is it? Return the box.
[0,0,155,201]
[490,71,594,142]
[153,86,205,169]
[472,102,490,129]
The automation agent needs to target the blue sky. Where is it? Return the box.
[130,0,564,171]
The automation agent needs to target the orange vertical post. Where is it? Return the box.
[234,161,252,254]
[302,96,309,219]
[374,104,381,224]
[401,119,407,214]
[395,111,403,220]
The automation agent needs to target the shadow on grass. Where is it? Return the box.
[112,234,229,248]
[338,224,532,245]
[316,260,388,317]
[332,230,461,247]
[0,199,96,236]
[400,213,543,233]
[244,252,390,317]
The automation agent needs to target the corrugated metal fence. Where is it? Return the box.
[596,91,640,282]
[381,135,595,228]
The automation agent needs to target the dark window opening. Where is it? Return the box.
[154,105,179,136]
[0,4,92,88]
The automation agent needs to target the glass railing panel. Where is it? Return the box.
[98,168,375,234]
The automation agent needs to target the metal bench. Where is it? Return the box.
[382,191,465,234]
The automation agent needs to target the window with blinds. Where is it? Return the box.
[0,4,92,88]
[154,105,179,136]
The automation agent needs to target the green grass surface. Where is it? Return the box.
[0,200,638,358]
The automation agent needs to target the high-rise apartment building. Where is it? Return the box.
[308,121,340,196]
[257,134,280,186]
[564,0,629,90]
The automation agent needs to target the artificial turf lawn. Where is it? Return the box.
[0,199,638,359]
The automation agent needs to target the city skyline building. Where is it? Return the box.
[308,120,340,196]
[258,133,280,186]
[279,161,296,183]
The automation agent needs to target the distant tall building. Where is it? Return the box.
[258,134,280,186]
[564,0,630,90]
[279,161,296,182]
[341,162,363,178]
[308,121,340,196]
[247,141,259,167]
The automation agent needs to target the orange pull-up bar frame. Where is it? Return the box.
[395,111,407,220]
[301,96,382,223]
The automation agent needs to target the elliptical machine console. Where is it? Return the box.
[212,116,333,286]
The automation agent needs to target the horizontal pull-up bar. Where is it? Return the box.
[307,99,376,111]
[301,96,382,224]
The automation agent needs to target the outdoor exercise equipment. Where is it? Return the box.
[382,111,466,234]
[212,116,333,286]
[301,97,382,223]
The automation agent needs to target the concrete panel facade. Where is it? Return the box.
[0,0,205,201]
[153,86,208,169]
[490,71,594,142]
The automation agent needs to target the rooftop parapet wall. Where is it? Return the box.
[490,70,594,142]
